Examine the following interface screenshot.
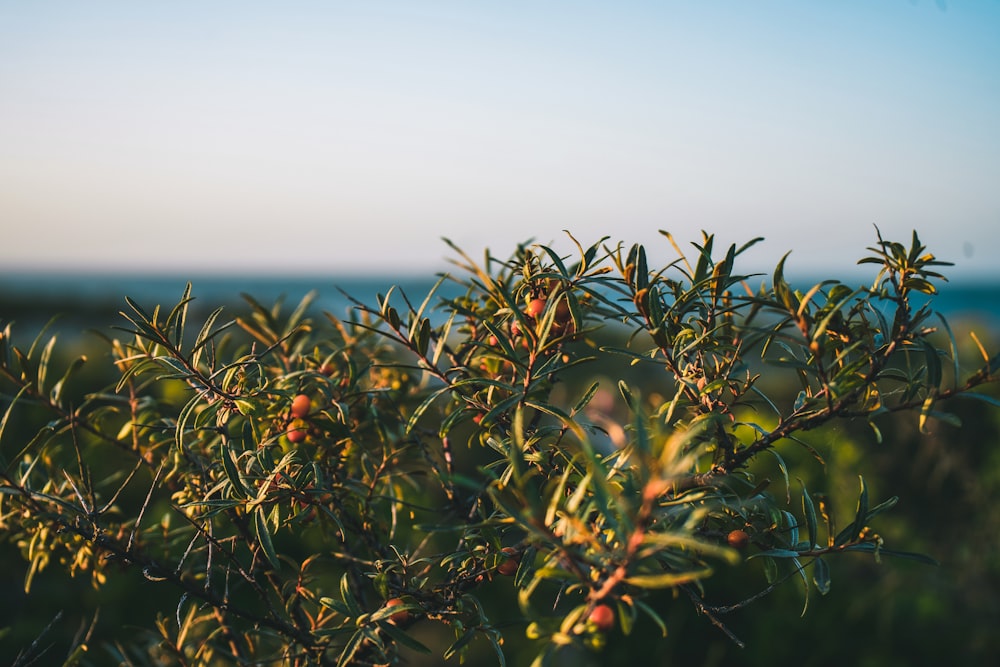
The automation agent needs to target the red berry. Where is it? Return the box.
[589,604,615,632]
[497,547,520,576]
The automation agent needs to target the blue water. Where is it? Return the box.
[2,271,999,328]
[0,271,444,319]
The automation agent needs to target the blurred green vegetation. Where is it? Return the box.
[1,284,999,666]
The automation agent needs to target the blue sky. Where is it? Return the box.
[1,1,998,280]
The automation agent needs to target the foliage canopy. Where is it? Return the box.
[1,230,997,666]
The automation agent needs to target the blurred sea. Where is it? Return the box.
[2,271,999,334]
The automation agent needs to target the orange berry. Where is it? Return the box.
[287,419,308,444]
[525,298,547,319]
[290,394,311,419]
[727,529,750,550]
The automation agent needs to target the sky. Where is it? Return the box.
[1,0,999,281]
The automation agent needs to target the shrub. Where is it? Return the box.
[1,230,997,666]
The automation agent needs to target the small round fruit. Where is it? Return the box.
[287,419,308,444]
[553,298,574,330]
[385,598,411,625]
[727,529,750,550]
[290,393,311,419]
[497,547,520,576]
[588,604,615,632]
[525,298,547,319]
[319,362,336,377]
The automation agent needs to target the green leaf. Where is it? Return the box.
[405,384,453,435]
[481,393,524,427]
[318,597,351,615]
[956,391,1000,409]
[763,449,791,504]
[867,419,883,444]
[793,556,810,617]
[781,510,799,548]
[488,631,507,667]
[571,381,601,416]
[222,442,249,498]
[918,395,935,434]
[48,355,88,406]
[524,400,584,439]
[925,410,962,428]
[812,557,831,595]
[36,335,57,395]
[0,384,30,451]
[618,379,635,407]
[537,243,571,277]
[633,244,649,290]
[413,275,448,324]
[865,495,898,521]
[623,566,713,588]
[921,338,942,391]
[337,629,366,667]
[634,599,668,637]
[190,308,233,367]
[254,510,280,571]
[801,484,818,548]
[902,277,937,294]
[340,573,362,616]
[843,543,939,565]
[378,620,432,654]
[164,285,192,348]
[156,355,192,379]
[174,394,201,453]
[772,252,798,313]
[748,549,801,559]
[838,476,869,546]
[443,628,477,661]
[415,317,431,357]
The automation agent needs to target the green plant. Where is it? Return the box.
[0,230,996,666]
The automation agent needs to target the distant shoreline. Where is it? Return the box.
[4,272,1000,334]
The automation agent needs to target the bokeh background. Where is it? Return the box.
[2,1,999,665]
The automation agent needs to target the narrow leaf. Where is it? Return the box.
[254,510,280,570]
